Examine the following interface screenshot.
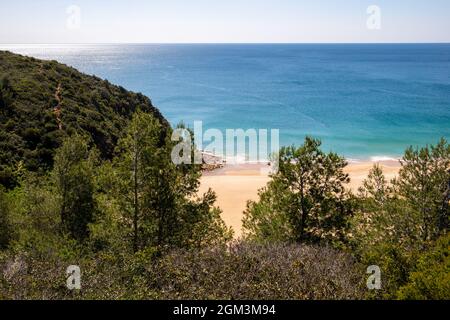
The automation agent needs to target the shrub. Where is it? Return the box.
[147,242,365,300]
[0,187,13,249]
[0,241,365,300]
[397,234,450,300]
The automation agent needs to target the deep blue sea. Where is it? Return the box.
[2,44,450,160]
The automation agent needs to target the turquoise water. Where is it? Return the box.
[3,44,450,160]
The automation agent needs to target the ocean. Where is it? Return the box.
[2,44,450,161]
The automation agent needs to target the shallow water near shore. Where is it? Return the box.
[3,43,450,160]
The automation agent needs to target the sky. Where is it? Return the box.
[0,0,449,43]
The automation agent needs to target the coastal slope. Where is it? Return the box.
[0,51,168,187]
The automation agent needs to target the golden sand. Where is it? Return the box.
[198,161,400,238]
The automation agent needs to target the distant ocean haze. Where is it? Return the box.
[3,43,450,160]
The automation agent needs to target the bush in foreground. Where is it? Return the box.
[0,241,365,300]
[397,234,450,300]
[149,242,365,300]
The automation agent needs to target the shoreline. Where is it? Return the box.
[199,160,401,238]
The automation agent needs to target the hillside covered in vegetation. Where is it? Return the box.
[0,51,168,188]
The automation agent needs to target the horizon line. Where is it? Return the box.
[1,42,450,46]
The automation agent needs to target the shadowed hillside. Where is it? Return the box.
[0,51,168,188]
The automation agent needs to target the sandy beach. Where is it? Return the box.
[199,161,401,238]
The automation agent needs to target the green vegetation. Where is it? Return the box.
[0,242,364,300]
[351,139,449,298]
[0,52,448,300]
[0,50,167,189]
[53,135,98,241]
[243,138,352,245]
[0,187,12,249]
[244,137,449,299]
[397,233,450,300]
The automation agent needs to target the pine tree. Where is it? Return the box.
[244,137,352,244]
[395,138,450,242]
[114,111,163,252]
[114,113,232,252]
[53,135,97,241]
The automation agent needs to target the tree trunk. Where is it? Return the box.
[133,142,139,253]
[298,178,308,242]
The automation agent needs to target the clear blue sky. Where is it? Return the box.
[1,0,449,43]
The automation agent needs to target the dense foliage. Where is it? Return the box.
[244,137,449,299]
[53,135,98,241]
[0,50,167,188]
[0,242,364,300]
[0,187,12,249]
[243,138,352,245]
[350,139,449,298]
[397,233,450,300]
